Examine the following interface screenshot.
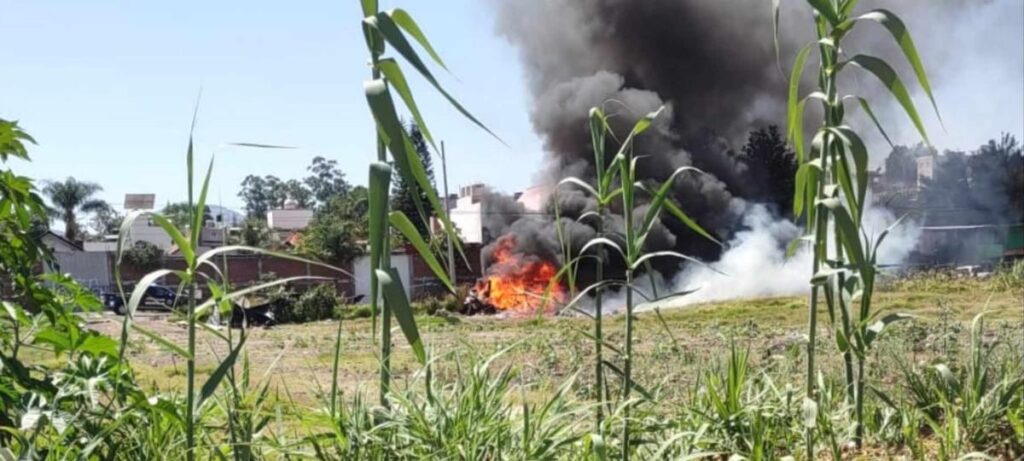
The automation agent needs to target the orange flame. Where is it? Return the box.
[475,235,565,312]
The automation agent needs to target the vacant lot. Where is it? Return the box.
[87,274,1023,409]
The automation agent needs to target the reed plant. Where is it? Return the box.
[776,0,941,455]
[357,0,494,405]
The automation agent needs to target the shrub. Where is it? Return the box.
[290,284,339,323]
[124,240,163,270]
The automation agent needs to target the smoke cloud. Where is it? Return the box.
[479,0,1020,306]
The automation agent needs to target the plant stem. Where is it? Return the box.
[186,279,196,461]
[594,208,605,431]
[622,270,633,461]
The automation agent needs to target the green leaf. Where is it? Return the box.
[818,198,866,268]
[387,9,447,71]
[198,333,247,408]
[557,177,599,199]
[854,97,893,148]
[377,58,436,150]
[663,198,721,247]
[147,213,194,267]
[630,250,715,273]
[785,234,813,258]
[79,335,118,357]
[132,323,191,359]
[589,107,608,184]
[638,166,703,246]
[389,211,454,293]
[602,360,654,401]
[196,245,350,276]
[807,0,841,26]
[360,0,377,17]
[843,54,929,144]
[864,313,914,346]
[368,162,391,277]
[128,269,185,318]
[368,162,391,338]
[190,156,214,253]
[787,42,815,161]
[827,126,870,220]
[193,276,332,317]
[846,9,942,126]
[364,13,502,144]
[375,268,425,363]
[364,79,468,268]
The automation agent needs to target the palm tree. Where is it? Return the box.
[42,177,109,242]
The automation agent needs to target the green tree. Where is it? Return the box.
[391,123,436,238]
[162,202,212,230]
[305,156,351,207]
[299,186,368,264]
[239,175,270,218]
[739,125,797,215]
[237,217,274,248]
[90,207,123,237]
[123,240,162,270]
[285,179,314,208]
[41,177,109,242]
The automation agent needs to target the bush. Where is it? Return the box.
[124,240,163,270]
[290,284,339,323]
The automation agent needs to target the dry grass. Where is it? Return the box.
[86,275,1023,408]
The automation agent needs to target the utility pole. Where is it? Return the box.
[440,141,456,283]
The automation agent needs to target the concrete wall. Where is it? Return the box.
[353,253,412,301]
[48,252,111,291]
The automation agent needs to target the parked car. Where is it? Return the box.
[101,284,183,315]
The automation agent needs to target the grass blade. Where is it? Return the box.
[844,54,929,144]
[375,268,425,363]
[389,210,454,293]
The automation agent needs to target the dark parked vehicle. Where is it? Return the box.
[101,284,183,315]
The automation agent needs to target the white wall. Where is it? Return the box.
[267,209,313,230]
[353,253,412,301]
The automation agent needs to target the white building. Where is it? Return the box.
[449,183,486,244]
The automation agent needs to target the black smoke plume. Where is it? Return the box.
[481,0,1018,281]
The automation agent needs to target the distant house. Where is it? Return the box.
[42,231,82,253]
[42,231,111,290]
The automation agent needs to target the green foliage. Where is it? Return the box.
[391,123,435,238]
[780,0,940,454]
[359,2,493,404]
[740,125,797,215]
[123,240,163,271]
[238,216,274,248]
[305,156,351,208]
[291,284,341,323]
[40,176,109,242]
[299,187,368,264]
[90,205,123,237]
[161,202,213,230]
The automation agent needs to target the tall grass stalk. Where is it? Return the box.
[358,0,497,405]
[559,106,714,459]
[777,0,940,454]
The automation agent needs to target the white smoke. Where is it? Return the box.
[634,200,921,311]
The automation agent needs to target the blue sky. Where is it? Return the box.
[2,1,1022,215]
[0,0,539,212]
